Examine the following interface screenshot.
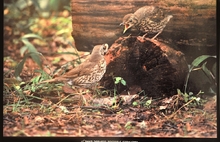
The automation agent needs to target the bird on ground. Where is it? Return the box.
[39,44,109,89]
[120,6,173,40]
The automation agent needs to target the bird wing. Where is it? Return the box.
[134,6,156,19]
[60,60,95,78]
[39,62,94,84]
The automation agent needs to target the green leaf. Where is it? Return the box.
[52,57,61,64]
[124,121,132,129]
[21,38,37,52]
[188,92,193,96]
[191,55,216,69]
[31,75,41,83]
[49,0,60,11]
[14,55,28,78]
[114,77,122,84]
[21,39,42,68]
[31,84,36,92]
[63,6,71,11]
[30,52,42,68]
[177,89,182,95]
[183,93,189,102]
[195,97,200,102]
[55,29,69,36]
[21,33,42,40]
[120,79,126,86]
[20,45,28,56]
[212,62,216,77]
[202,62,215,83]
[14,51,42,78]
[132,101,138,106]
[145,99,152,106]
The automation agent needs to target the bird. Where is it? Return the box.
[121,6,173,40]
[39,44,109,89]
[120,13,133,26]
[138,15,173,40]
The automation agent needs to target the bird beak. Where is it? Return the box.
[123,28,127,34]
[104,43,109,50]
[103,43,109,54]
[123,24,130,34]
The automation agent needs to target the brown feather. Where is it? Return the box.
[39,44,109,86]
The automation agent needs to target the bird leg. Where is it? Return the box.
[123,34,131,39]
[151,30,162,40]
[118,34,132,44]
[137,33,148,42]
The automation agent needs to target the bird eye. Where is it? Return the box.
[103,45,106,50]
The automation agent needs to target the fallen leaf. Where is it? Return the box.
[34,116,44,123]
[23,116,29,125]
[62,85,75,94]
[159,105,168,110]
[186,122,191,132]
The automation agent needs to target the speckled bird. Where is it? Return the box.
[39,44,109,88]
[121,6,173,40]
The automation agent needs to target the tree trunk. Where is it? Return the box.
[100,36,188,97]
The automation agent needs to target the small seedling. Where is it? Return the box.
[114,77,126,86]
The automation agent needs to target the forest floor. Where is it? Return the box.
[3,0,217,138]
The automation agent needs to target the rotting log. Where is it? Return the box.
[100,36,188,97]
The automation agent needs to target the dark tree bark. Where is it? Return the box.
[100,36,188,97]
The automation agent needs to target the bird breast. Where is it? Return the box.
[72,58,106,86]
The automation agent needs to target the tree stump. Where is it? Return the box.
[100,36,188,97]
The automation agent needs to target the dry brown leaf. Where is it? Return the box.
[186,122,191,132]
[23,116,29,125]
[34,116,44,123]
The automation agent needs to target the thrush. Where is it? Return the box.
[138,15,173,40]
[121,6,173,40]
[39,44,109,88]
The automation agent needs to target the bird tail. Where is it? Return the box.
[38,78,58,84]
[161,15,173,25]
[38,77,68,84]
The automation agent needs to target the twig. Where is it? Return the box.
[167,98,196,119]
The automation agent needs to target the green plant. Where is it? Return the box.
[124,121,133,130]
[108,77,127,107]
[113,77,126,96]
[184,55,216,94]
[177,89,204,106]
[114,77,126,86]
[15,54,40,80]
[132,101,138,106]
[144,99,152,108]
